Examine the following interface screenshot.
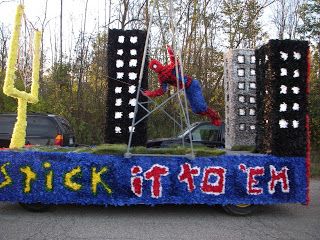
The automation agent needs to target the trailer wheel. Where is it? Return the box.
[19,203,50,212]
[222,204,258,216]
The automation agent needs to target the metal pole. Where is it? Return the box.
[126,3,155,157]
[177,50,195,158]
[168,0,194,158]
[134,90,182,126]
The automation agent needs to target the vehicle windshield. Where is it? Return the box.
[177,122,223,142]
[190,124,221,141]
[177,122,200,138]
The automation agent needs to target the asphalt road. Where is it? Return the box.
[0,179,319,240]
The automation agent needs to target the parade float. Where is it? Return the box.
[0,4,310,215]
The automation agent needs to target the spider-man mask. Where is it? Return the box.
[149,59,164,73]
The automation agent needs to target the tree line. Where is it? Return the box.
[0,0,319,147]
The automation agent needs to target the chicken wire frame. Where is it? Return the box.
[125,0,195,159]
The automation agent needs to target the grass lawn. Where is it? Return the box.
[19,144,226,157]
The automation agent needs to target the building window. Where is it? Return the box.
[239,123,246,131]
[239,108,246,116]
[238,82,245,90]
[238,68,245,77]
[250,56,256,64]
[249,97,256,103]
[238,95,245,103]
[237,55,245,63]
[249,82,256,89]
[250,69,256,76]
[249,108,256,116]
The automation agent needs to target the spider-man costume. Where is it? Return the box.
[143,46,221,126]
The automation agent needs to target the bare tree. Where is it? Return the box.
[76,0,90,116]
[271,0,303,39]
[39,0,49,88]
[60,0,63,65]
[0,0,13,6]
[0,24,9,72]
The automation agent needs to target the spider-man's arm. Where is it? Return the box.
[143,82,168,98]
[167,45,176,65]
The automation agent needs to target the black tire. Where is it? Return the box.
[19,203,50,212]
[222,204,258,216]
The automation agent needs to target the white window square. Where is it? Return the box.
[117,72,124,79]
[279,119,288,128]
[292,86,300,94]
[129,98,137,107]
[239,95,245,103]
[250,69,256,76]
[280,68,287,76]
[239,108,245,116]
[293,69,300,78]
[115,112,123,119]
[249,108,256,116]
[280,85,287,94]
[130,36,138,43]
[237,55,245,63]
[118,36,125,43]
[130,49,137,56]
[129,112,135,119]
[129,72,137,80]
[250,125,256,130]
[249,82,256,89]
[249,97,256,103]
[117,49,124,56]
[238,82,245,89]
[238,69,245,77]
[280,51,288,61]
[115,126,122,133]
[292,103,300,111]
[250,56,256,64]
[116,60,124,68]
[239,123,245,130]
[292,120,299,128]
[115,87,122,93]
[128,126,135,133]
[279,103,287,112]
[129,59,138,67]
[115,98,122,106]
[128,85,136,94]
[294,52,301,60]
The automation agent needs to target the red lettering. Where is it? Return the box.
[178,163,200,192]
[144,164,169,198]
[200,167,226,195]
[239,164,265,195]
[131,166,143,197]
[268,165,289,194]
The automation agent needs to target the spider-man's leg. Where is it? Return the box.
[185,79,221,126]
[199,108,221,126]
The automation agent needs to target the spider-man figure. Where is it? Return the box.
[143,46,221,126]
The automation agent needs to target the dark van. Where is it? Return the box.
[0,113,75,148]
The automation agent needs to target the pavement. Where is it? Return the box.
[0,179,319,240]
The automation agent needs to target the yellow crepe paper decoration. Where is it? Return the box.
[64,166,82,191]
[3,4,41,148]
